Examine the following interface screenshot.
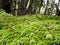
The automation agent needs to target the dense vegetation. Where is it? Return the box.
[0,11,60,45]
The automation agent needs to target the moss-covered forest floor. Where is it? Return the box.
[0,12,60,45]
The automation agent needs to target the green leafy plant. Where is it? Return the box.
[0,11,60,45]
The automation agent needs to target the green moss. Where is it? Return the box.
[0,12,60,45]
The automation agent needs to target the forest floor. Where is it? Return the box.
[0,12,60,45]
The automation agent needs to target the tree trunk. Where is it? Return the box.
[55,4,60,16]
[18,0,27,15]
[11,0,16,15]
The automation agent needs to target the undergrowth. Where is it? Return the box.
[0,11,60,45]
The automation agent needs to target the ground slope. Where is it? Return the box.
[0,12,60,45]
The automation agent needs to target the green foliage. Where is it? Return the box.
[0,12,60,45]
